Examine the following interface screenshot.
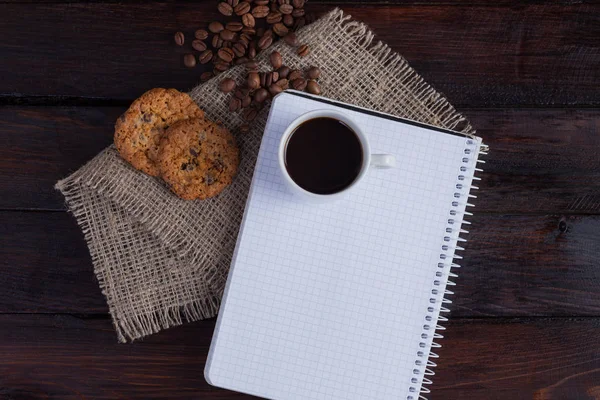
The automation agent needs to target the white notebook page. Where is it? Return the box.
[206,92,481,400]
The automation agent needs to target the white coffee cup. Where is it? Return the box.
[278,110,396,202]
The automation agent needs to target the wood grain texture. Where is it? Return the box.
[2,106,600,212]
[2,211,599,317]
[1,315,599,400]
[0,2,598,106]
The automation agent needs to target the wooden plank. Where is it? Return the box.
[2,211,600,317]
[2,106,600,213]
[0,314,599,399]
[0,3,598,106]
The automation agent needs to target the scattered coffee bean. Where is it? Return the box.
[276,78,289,89]
[183,53,196,67]
[252,5,270,18]
[234,1,251,15]
[297,44,310,57]
[242,95,252,107]
[278,0,290,5]
[220,77,237,93]
[246,60,259,71]
[306,66,321,79]
[279,4,293,14]
[241,27,256,35]
[306,80,321,95]
[218,1,234,16]
[292,0,305,7]
[270,51,283,69]
[243,107,258,121]
[248,44,257,59]
[229,96,242,111]
[199,50,213,64]
[283,14,294,27]
[254,88,269,103]
[212,35,224,48]
[208,21,225,33]
[233,42,246,58]
[266,11,282,24]
[272,71,279,82]
[235,56,249,65]
[294,17,306,30]
[269,83,283,96]
[239,33,252,45]
[291,77,307,91]
[242,13,256,27]
[292,8,305,18]
[248,72,261,89]
[259,72,267,87]
[263,29,274,38]
[220,29,236,41]
[174,31,185,46]
[200,71,214,82]
[277,66,290,78]
[283,32,298,46]
[255,0,269,5]
[258,34,273,49]
[218,48,235,63]
[226,22,243,32]
[265,72,273,87]
[288,69,303,81]
[214,61,230,72]
[195,29,209,40]
[192,40,207,52]
[239,124,250,133]
[273,22,289,36]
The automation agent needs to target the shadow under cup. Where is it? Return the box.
[283,117,364,195]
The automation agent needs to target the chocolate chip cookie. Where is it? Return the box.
[114,88,204,176]
[157,118,239,200]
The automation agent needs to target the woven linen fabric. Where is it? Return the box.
[56,8,474,342]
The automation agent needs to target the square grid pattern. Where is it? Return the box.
[206,93,480,400]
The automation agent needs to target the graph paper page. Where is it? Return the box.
[206,92,480,400]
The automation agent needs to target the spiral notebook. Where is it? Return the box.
[205,91,486,400]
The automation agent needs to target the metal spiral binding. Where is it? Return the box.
[406,138,488,400]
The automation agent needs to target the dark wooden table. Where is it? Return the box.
[1,1,599,399]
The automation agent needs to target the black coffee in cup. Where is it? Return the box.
[284,117,363,195]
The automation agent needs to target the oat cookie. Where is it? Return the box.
[157,118,239,200]
[114,88,204,176]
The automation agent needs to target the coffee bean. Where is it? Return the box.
[226,22,243,33]
[248,44,257,59]
[278,0,290,5]
[273,71,280,82]
[288,69,303,81]
[306,80,321,95]
[228,0,239,6]
[200,71,214,82]
[254,0,269,4]
[242,13,256,27]
[297,44,310,57]
[183,53,196,67]
[283,32,298,46]
[214,61,230,72]
[266,11,282,24]
[220,29,236,41]
[229,96,242,112]
[306,66,321,79]
[192,39,207,52]
[174,31,185,46]
[218,48,235,63]
[277,66,290,78]
[269,83,283,96]
[252,5,270,18]
[220,77,237,93]
[233,42,246,57]
[258,34,273,50]
[292,8,305,18]
[273,23,289,37]
[246,60,259,72]
[243,107,258,122]
[199,50,213,64]
[294,17,306,30]
[208,21,225,33]
[247,72,260,89]
[195,29,209,40]
[212,35,224,48]
[265,72,273,87]
[279,4,293,14]
[254,88,269,103]
[276,78,289,89]
[242,95,252,107]
[292,0,305,7]
[235,56,249,65]
[239,124,250,134]
[259,72,266,87]
[269,51,283,69]
[239,33,251,45]
[218,1,234,16]
[234,2,251,16]
[283,14,294,27]
[291,77,307,91]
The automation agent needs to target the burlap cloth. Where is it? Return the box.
[56,8,474,342]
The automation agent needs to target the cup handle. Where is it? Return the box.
[370,154,396,169]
